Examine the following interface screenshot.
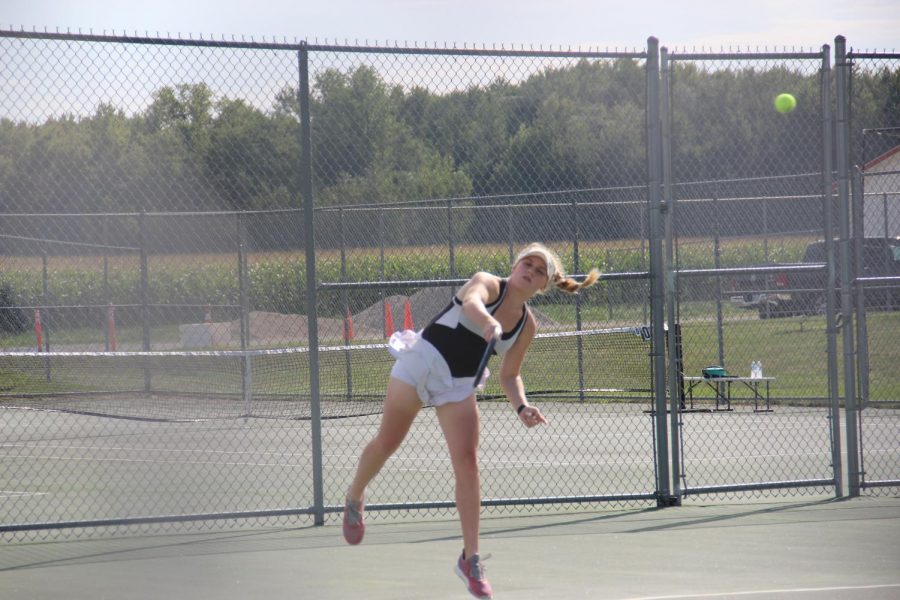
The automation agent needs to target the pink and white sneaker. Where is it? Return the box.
[342,497,365,545]
[455,551,493,599]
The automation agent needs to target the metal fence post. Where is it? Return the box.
[40,250,50,353]
[103,217,111,351]
[339,207,353,397]
[646,36,673,505]
[605,248,613,319]
[237,212,252,420]
[661,46,683,502]
[712,183,725,371]
[298,44,326,524]
[138,211,151,391]
[507,196,515,264]
[820,43,843,497]
[238,212,249,352]
[379,203,387,330]
[40,250,51,380]
[852,167,869,413]
[448,198,456,278]
[834,36,860,497]
[572,196,585,402]
[641,203,649,325]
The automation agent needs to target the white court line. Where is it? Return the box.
[0,491,49,498]
[618,583,900,600]
[3,453,309,468]
[2,443,297,456]
[0,442,301,458]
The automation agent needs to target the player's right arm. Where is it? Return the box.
[457,272,503,342]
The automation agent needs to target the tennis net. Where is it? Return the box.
[0,326,655,421]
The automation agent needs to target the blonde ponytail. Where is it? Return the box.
[552,268,601,294]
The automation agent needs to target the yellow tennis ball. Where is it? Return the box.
[774,93,796,113]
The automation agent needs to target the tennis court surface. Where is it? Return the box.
[1,495,898,600]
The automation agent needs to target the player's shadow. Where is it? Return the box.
[620,497,851,534]
[414,497,856,544]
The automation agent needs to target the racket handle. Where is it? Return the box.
[473,336,497,390]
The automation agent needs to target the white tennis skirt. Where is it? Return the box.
[388,330,487,407]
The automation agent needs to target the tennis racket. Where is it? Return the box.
[473,332,499,392]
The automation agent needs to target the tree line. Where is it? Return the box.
[0,57,897,226]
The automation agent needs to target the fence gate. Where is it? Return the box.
[661,47,842,500]
[852,117,900,495]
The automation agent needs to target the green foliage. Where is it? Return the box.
[206,98,301,210]
[0,282,27,333]
[679,311,900,401]
[0,237,807,328]
[3,58,895,226]
[248,260,306,313]
[311,66,474,220]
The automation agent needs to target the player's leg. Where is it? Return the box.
[347,377,421,501]
[435,394,482,556]
[436,394,492,598]
[343,377,421,545]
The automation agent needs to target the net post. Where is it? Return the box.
[138,211,151,391]
[237,211,249,351]
[243,352,252,423]
[238,212,252,423]
[40,251,52,382]
[103,216,111,352]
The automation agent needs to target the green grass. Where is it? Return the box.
[2,229,897,406]
[4,307,899,406]
[678,311,900,402]
[0,324,184,350]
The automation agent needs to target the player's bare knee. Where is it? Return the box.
[382,430,411,454]
[451,448,479,473]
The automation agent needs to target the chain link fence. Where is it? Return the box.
[850,50,900,495]
[662,49,840,499]
[0,30,897,540]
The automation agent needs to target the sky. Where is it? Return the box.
[4,0,899,52]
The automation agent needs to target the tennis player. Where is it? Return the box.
[342,242,599,599]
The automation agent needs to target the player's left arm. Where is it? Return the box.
[498,308,547,427]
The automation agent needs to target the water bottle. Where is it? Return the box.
[750,361,762,379]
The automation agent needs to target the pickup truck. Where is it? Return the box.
[728,238,900,318]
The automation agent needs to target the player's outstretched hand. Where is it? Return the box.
[518,405,547,428]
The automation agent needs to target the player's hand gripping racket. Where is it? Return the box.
[473,326,500,392]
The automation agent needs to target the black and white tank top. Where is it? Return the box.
[420,279,528,378]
